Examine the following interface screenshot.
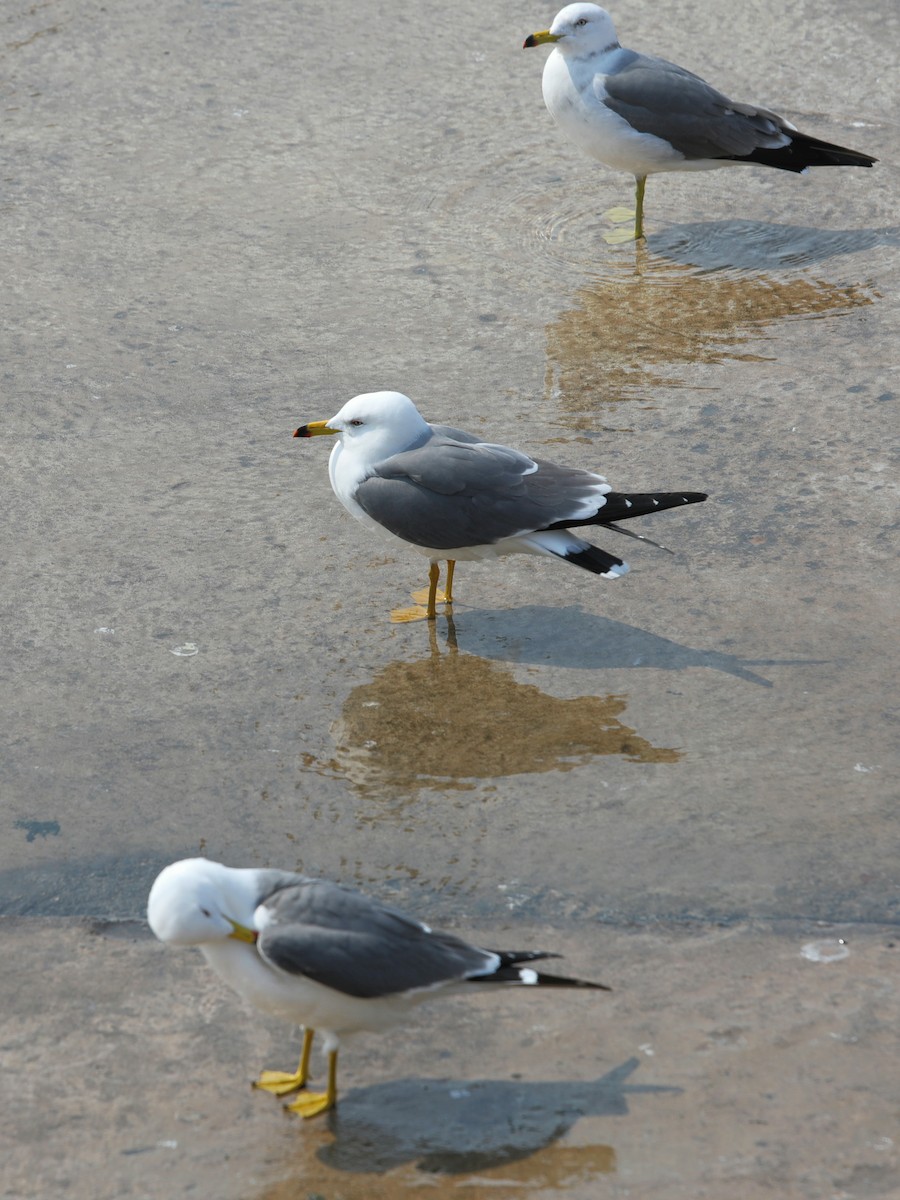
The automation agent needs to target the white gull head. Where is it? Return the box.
[147,857,259,946]
[326,391,432,462]
[547,4,620,57]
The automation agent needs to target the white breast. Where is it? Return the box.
[200,940,425,1041]
[542,49,685,175]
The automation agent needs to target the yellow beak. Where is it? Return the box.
[523,29,561,47]
[294,420,338,438]
[227,918,257,943]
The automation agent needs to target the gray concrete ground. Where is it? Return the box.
[2,0,898,1196]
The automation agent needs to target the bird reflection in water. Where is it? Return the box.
[330,615,681,799]
[544,244,875,416]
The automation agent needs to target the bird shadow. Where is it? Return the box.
[644,220,900,273]
[320,1056,677,1174]
[445,604,823,687]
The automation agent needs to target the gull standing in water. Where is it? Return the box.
[524,3,876,241]
[295,391,707,620]
[148,858,608,1117]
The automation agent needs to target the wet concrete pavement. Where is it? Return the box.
[5,917,900,1199]
[2,0,899,1195]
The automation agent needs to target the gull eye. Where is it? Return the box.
[200,907,212,917]
[348,419,364,427]
[575,17,588,26]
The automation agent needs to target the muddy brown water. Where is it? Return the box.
[2,0,899,1196]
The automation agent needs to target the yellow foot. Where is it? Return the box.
[602,206,636,224]
[389,603,432,624]
[603,226,639,245]
[285,1090,335,1118]
[254,1069,306,1097]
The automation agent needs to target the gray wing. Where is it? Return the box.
[354,438,609,550]
[256,878,495,999]
[602,51,789,159]
[251,868,308,905]
[429,423,483,444]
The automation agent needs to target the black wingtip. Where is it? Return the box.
[724,137,877,173]
[597,490,708,524]
[476,949,609,990]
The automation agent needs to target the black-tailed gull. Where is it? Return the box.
[524,3,876,241]
[294,391,707,620]
[147,857,608,1118]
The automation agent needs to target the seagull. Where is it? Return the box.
[294,391,707,620]
[147,857,608,1118]
[524,3,876,240]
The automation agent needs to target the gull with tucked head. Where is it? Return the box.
[148,857,608,1118]
[295,390,707,621]
[524,3,876,241]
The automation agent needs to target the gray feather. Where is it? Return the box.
[602,53,788,159]
[354,439,608,550]
[256,878,495,999]
[429,423,483,444]
[251,868,310,905]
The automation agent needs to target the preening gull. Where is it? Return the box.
[524,3,876,241]
[295,391,707,620]
[147,857,608,1118]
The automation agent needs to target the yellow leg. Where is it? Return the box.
[426,561,440,620]
[444,559,456,605]
[285,1048,338,1118]
[397,561,454,623]
[634,175,646,240]
[254,1027,314,1096]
